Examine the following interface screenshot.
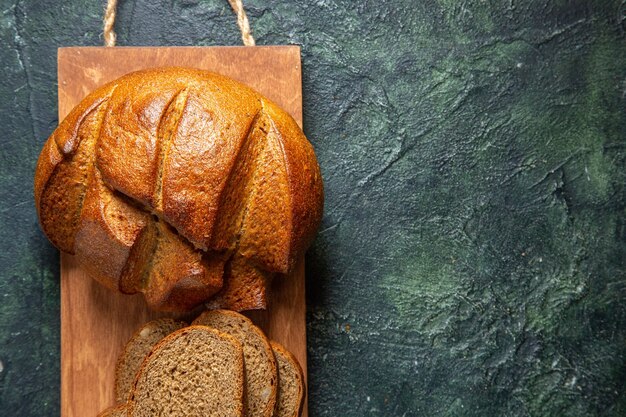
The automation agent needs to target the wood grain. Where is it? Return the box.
[58,46,308,417]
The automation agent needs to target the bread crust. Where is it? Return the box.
[34,67,323,311]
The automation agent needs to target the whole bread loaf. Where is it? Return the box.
[34,67,323,311]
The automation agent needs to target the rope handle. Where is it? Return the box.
[103,0,117,47]
[104,0,255,47]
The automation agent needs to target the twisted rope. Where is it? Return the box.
[227,0,256,46]
[103,0,256,47]
[103,0,117,47]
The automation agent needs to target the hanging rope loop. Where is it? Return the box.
[227,0,256,46]
[103,0,256,47]
[103,0,117,47]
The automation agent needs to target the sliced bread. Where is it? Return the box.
[114,318,186,403]
[192,310,277,417]
[97,403,129,417]
[128,325,244,417]
[271,342,305,417]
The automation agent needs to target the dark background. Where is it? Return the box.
[1,0,625,416]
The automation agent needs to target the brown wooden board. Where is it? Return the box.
[58,46,308,417]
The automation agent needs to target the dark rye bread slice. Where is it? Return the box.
[97,403,129,417]
[114,318,186,403]
[128,325,244,417]
[271,342,305,417]
[192,310,277,417]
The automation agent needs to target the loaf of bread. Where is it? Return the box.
[34,67,323,311]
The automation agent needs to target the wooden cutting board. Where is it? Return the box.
[58,46,308,417]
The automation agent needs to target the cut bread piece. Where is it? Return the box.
[128,325,244,417]
[97,403,129,417]
[192,310,277,417]
[114,318,186,403]
[271,342,305,417]
[141,221,223,311]
[74,168,153,293]
[205,255,272,311]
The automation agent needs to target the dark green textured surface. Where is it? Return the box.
[1,0,625,415]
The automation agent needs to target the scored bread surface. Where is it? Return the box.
[114,318,186,404]
[192,310,278,417]
[34,67,324,312]
[271,341,305,417]
[128,325,244,417]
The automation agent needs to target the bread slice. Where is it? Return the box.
[97,403,129,417]
[128,325,244,417]
[114,318,186,403]
[271,342,305,417]
[192,310,277,417]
